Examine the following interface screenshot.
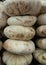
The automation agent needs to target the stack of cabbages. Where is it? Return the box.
[0,1,8,65]
[0,0,46,65]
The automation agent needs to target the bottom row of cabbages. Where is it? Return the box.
[0,37,46,65]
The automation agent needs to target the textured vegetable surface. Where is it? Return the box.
[36,38,46,49]
[36,25,46,37]
[3,39,35,54]
[4,26,35,40]
[38,14,46,25]
[7,16,37,26]
[3,0,41,16]
[40,0,46,14]
[0,1,8,28]
[33,49,46,65]
[2,51,33,65]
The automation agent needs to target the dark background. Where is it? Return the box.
[0,0,43,65]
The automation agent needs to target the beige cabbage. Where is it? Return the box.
[0,1,8,28]
[3,39,35,54]
[0,1,4,12]
[3,51,33,65]
[40,0,46,14]
[38,14,46,25]
[33,49,46,65]
[0,12,8,28]
[3,0,41,16]
[7,16,37,27]
[4,26,35,40]
[36,38,46,49]
[36,25,46,37]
